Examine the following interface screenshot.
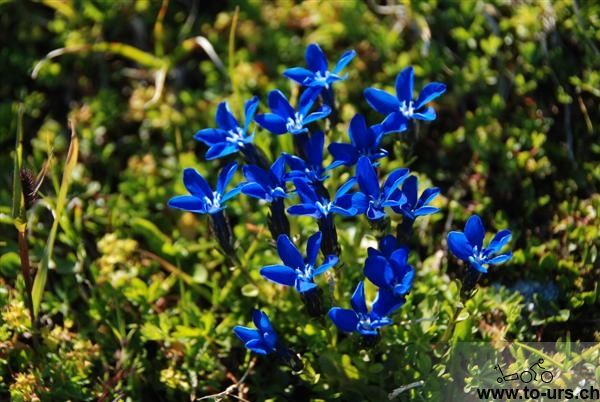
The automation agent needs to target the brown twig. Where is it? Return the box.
[196,358,256,402]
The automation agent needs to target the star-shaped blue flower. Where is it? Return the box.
[284,43,356,90]
[233,310,279,355]
[364,66,446,134]
[193,97,259,160]
[352,156,409,220]
[287,178,358,219]
[328,114,388,169]
[364,235,415,298]
[390,175,440,220]
[447,215,512,274]
[168,162,240,214]
[241,155,288,203]
[261,232,338,294]
[254,88,330,135]
[328,281,400,337]
[285,131,329,184]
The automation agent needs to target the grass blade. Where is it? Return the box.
[11,104,25,230]
[31,121,79,317]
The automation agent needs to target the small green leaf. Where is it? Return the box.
[241,284,259,297]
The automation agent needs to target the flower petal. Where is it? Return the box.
[245,339,270,355]
[364,255,395,288]
[415,82,446,109]
[260,264,298,287]
[465,215,485,250]
[283,67,314,85]
[402,175,418,208]
[487,252,512,265]
[328,142,358,168]
[413,107,436,121]
[242,165,271,187]
[183,168,212,198]
[379,235,399,258]
[333,49,356,74]
[383,167,410,197]
[351,281,368,314]
[277,235,304,269]
[252,309,273,332]
[296,280,317,293]
[303,105,331,125]
[395,66,414,102]
[292,179,320,203]
[194,128,227,145]
[205,143,238,160]
[448,231,473,261]
[305,43,328,73]
[254,113,288,134]
[328,307,358,333]
[167,195,205,213]
[314,255,338,275]
[306,231,322,267]
[378,112,408,135]
[287,203,320,218]
[413,206,439,217]
[486,229,512,255]
[364,88,400,115]
[233,326,260,344]
[416,187,440,209]
[216,102,240,130]
[372,288,405,318]
[217,162,238,195]
[356,156,380,198]
[241,182,269,200]
[244,96,260,130]
[305,130,324,168]
[268,90,294,118]
[298,87,322,117]
[349,114,370,149]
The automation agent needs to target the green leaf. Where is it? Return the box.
[241,284,259,297]
[31,122,79,317]
[11,104,25,231]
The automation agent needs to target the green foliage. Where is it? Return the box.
[0,0,598,400]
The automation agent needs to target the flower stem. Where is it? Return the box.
[209,211,238,263]
[318,215,340,256]
[17,229,36,329]
[396,217,415,245]
[241,143,270,170]
[267,198,290,240]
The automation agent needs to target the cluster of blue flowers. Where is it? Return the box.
[168,43,512,359]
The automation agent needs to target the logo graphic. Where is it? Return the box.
[494,358,554,384]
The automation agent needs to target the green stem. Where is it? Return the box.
[17,229,36,329]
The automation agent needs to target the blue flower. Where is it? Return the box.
[328,281,400,336]
[285,131,329,183]
[447,215,512,274]
[328,114,388,169]
[364,66,446,134]
[233,310,279,355]
[241,155,288,203]
[168,162,240,214]
[364,235,415,298]
[194,97,259,160]
[287,178,358,219]
[284,43,356,90]
[261,232,338,294]
[352,156,409,220]
[390,175,440,220]
[254,88,330,135]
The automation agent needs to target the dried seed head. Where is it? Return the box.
[20,168,39,209]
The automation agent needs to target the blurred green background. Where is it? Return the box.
[0,0,598,400]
